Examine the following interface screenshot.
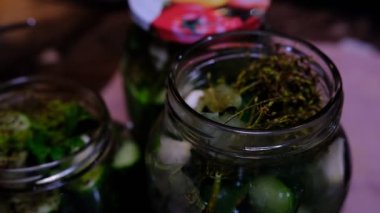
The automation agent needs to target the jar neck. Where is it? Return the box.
[166,31,344,160]
[0,76,112,192]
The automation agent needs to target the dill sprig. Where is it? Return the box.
[198,53,322,129]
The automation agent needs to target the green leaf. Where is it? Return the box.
[26,131,50,164]
[64,137,85,154]
[50,147,65,161]
[64,103,92,134]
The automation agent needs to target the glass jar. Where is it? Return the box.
[123,0,271,144]
[0,76,143,212]
[146,31,351,213]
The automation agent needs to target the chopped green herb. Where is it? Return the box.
[0,99,98,168]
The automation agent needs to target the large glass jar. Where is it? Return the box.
[146,31,351,213]
[124,0,271,144]
[0,76,143,212]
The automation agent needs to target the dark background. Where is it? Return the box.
[0,0,379,91]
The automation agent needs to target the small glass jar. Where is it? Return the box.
[146,31,351,213]
[0,76,144,212]
[123,0,271,144]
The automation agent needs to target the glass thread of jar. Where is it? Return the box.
[146,31,351,213]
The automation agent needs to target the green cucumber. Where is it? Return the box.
[249,175,295,213]
[71,165,106,192]
[112,141,140,169]
[0,111,30,132]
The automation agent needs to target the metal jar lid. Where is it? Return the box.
[128,0,271,43]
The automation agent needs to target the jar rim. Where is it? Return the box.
[0,75,111,178]
[168,30,343,156]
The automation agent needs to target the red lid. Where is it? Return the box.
[128,0,271,44]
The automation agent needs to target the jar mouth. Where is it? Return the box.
[169,30,343,156]
[0,75,111,189]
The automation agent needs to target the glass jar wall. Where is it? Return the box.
[0,76,143,212]
[145,31,351,213]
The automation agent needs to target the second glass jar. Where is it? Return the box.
[0,76,144,212]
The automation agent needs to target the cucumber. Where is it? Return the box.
[112,140,140,169]
[70,165,106,192]
[249,175,295,213]
[0,111,30,132]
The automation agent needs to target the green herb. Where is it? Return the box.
[205,172,222,213]
[0,99,98,168]
[197,53,322,129]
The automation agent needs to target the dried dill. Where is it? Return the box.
[196,53,322,129]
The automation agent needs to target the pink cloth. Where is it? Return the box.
[101,71,129,124]
[101,39,380,212]
[316,40,380,213]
